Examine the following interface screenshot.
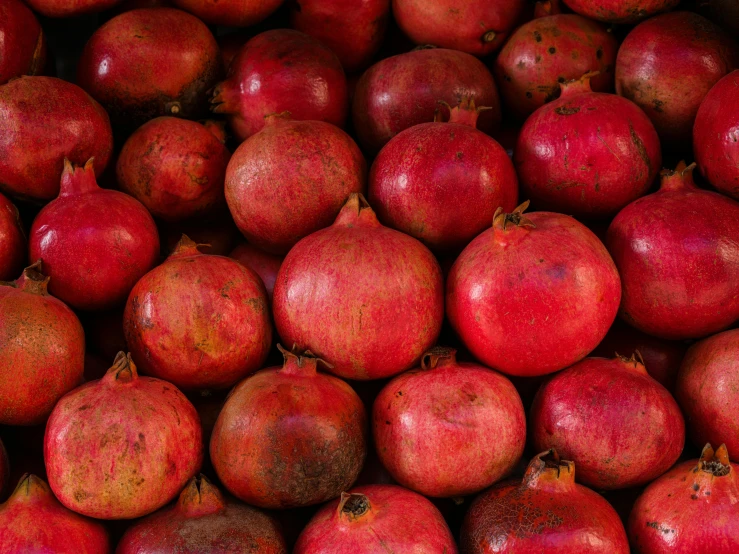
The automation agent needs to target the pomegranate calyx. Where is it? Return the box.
[659,161,698,192]
[108,352,138,383]
[493,200,536,231]
[534,0,562,17]
[59,158,100,198]
[437,97,492,128]
[4,261,49,296]
[11,473,50,501]
[333,193,381,229]
[277,343,333,376]
[482,31,497,43]
[178,475,227,517]
[524,449,576,487]
[165,101,182,116]
[169,234,206,260]
[615,351,648,374]
[263,111,293,125]
[412,44,438,51]
[338,492,371,521]
[421,346,457,370]
[209,80,238,116]
[559,71,599,97]
[698,443,732,476]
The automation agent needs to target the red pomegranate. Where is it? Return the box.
[273,194,444,380]
[211,30,347,143]
[0,77,113,202]
[77,8,222,130]
[24,0,123,16]
[368,98,517,254]
[225,113,366,254]
[0,0,46,85]
[372,347,526,498]
[514,73,662,218]
[447,202,621,377]
[606,162,739,339]
[230,243,283,301]
[295,485,457,553]
[461,450,629,553]
[29,159,160,312]
[117,475,287,553]
[171,0,283,26]
[210,346,367,509]
[562,0,679,23]
[159,215,240,258]
[353,47,500,154]
[0,192,25,281]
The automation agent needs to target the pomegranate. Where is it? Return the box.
[628,443,739,552]
[44,352,202,519]
[295,485,457,553]
[606,161,739,339]
[446,201,621,377]
[0,0,46,85]
[461,450,629,553]
[0,439,8,499]
[29,159,160,311]
[230,243,283,301]
[211,30,347,143]
[159,215,240,257]
[124,235,272,391]
[24,0,123,16]
[0,263,85,426]
[369,98,517,254]
[0,77,113,202]
[171,0,283,26]
[353,47,500,154]
[273,194,444,380]
[372,347,526,498]
[77,8,222,130]
[210,346,367,509]
[0,192,25,281]
[225,113,366,254]
[514,73,662,218]
[561,0,679,23]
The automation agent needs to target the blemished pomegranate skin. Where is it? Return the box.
[0,0,46,85]
[562,0,679,23]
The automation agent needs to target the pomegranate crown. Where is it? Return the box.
[1,261,49,296]
[434,97,492,128]
[277,343,333,371]
[524,449,576,487]
[59,157,99,197]
[338,492,371,521]
[179,474,226,516]
[494,200,536,231]
[697,443,732,477]
[559,71,599,97]
[421,346,457,370]
[659,161,697,191]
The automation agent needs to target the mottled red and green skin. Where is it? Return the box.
[295,485,457,553]
[461,452,629,553]
[562,0,678,23]
[230,243,283,301]
[44,354,202,519]
[225,115,366,255]
[531,356,685,490]
[0,77,113,203]
[0,265,85,426]
[29,160,160,312]
[0,192,25,281]
[25,0,123,16]
[0,0,46,85]
[211,30,347,143]
[273,195,444,380]
[77,8,221,131]
[447,208,621,377]
[515,76,661,218]
[210,350,367,509]
[117,117,230,222]
[606,163,739,340]
[353,48,500,154]
[171,0,283,26]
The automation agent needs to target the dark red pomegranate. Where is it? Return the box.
[515,73,661,218]
[210,346,367,509]
[225,113,366,254]
[353,47,500,154]
[171,0,283,26]
[211,30,347,143]
[25,0,123,16]
[369,98,517,254]
[0,77,113,203]
[159,215,240,257]
[273,194,444,380]
[461,450,629,553]
[447,202,621,377]
[562,0,679,23]
[0,192,25,281]
[295,485,457,553]
[29,159,160,311]
[0,0,46,85]
[230,243,283,301]
[606,162,739,339]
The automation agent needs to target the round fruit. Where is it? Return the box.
[24,0,123,16]
[0,0,46,85]
[229,243,282,302]
[171,0,283,26]
[562,0,679,23]
[0,192,25,281]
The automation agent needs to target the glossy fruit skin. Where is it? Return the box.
[210,348,367,509]
[225,115,366,254]
[0,0,46,85]
[25,0,123,16]
[515,75,661,218]
[211,30,347,143]
[294,484,458,553]
[562,0,679,23]
[0,192,25,281]
[117,117,230,222]
[447,204,621,377]
[273,194,444,380]
[0,264,85,426]
[606,163,739,340]
[171,0,283,26]
[229,243,283,302]
[44,353,202,519]
[353,48,500,154]
[0,77,113,203]
[369,99,518,254]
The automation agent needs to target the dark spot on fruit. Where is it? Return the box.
[526,92,533,98]
[385,420,391,425]
[596,48,603,59]
[78,405,91,411]
[555,106,580,115]
[692,483,700,491]
[557,76,565,83]
[457,152,463,159]
[534,31,542,42]
[548,47,556,54]
[504,74,512,82]
[653,99,665,113]
[535,55,542,63]
[691,494,698,500]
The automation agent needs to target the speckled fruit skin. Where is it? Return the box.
[273,194,444,380]
[171,0,283,26]
[25,0,123,16]
[461,450,629,554]
[211,30,347,143]
[0,264,85,426]
[29,159,160,312]
[225,114,366,255]
[77,8,221,131]
[0,192,25,281]
[353,48,500,154]
[44,353,202,520]
[562,0,679,23]
[117,117,230,222]
[628,444,739,553]
[124,236,272,391]
[117,475,288,553]
[295,485,458,553]
[369,98,518,254]
[446,203,621,377]
[0,77,113,203]
[230,243,282,302]
[0,0,46,85]
[515,74,661,218]
[606,162,739,340]
[210,347,367,509]
[531,355,685,490]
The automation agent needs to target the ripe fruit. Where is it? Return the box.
[171,0,283,26]
[24,0,123,16]
[229,243,283,301]
[0,192,25,281]
[0,0,46,85]
[562,0,679,23]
